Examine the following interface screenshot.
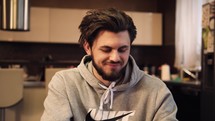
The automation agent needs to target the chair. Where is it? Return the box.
[0,68,24,121]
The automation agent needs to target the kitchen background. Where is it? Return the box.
[0,0,203,121]
[0,0,176,75]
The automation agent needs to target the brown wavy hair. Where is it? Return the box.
[78,8,137,48]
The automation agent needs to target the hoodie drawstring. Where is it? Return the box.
[99,82,116,110]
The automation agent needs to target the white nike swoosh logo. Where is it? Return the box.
[85,110,132,121]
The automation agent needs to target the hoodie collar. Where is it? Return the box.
[78,55,144,91]
[78,55,144,110]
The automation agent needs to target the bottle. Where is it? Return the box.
[161,64,171,81]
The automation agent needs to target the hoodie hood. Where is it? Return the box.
[77,55,144,92]
[78,55,144,110]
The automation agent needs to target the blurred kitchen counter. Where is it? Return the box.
[164,80,201,95]
[24,81,45,88]
[164,80,201,121]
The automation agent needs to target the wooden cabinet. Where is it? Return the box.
[0,7,162,45]
[0,30,13,41]
[131,12,162,45]
[13,7,50,42]
[0,7,50,42]
[201,2,215,121]
[49,8,88,43]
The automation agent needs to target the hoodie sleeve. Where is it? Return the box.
[41,72,73,121]
[153,83,178,121]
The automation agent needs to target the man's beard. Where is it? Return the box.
[92,58,126,82]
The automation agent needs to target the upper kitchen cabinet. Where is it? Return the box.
[49,8,88,43]
[0,30,13,41]
[49,9,162,45]
[130,12,162,45]
[0,7,162,45]
[13,7,50,42]
[0,7,50,42]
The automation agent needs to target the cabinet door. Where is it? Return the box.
[13,7,50,42]
[0,7,50,42]
[0,30,13,41]
[131,12,162,45]
[49,8,88,43]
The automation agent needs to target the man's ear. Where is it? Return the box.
[83,41,91,55]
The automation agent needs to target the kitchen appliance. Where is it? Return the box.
[1,0,30,31]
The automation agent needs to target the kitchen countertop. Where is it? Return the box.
[24,81,45,88]
[164,80,201,96]
[164,80,201,88]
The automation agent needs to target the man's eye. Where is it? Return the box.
[118,48,128,53]
[101,48,111,53]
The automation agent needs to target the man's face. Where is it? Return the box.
[84,30,131,81]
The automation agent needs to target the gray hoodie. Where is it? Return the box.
[41,55,178,121]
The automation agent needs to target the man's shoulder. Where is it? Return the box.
[51,67,83,83]
[56,67,80,75]
[139,73,167,89]
[50,67,85,88]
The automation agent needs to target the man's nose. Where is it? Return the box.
[110,51,120,62]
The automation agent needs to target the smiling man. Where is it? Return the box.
[84,30,130,85]
[41,8,178,121]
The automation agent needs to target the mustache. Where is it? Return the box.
[106,61,121,64]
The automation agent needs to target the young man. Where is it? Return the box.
[41,8,178,121]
